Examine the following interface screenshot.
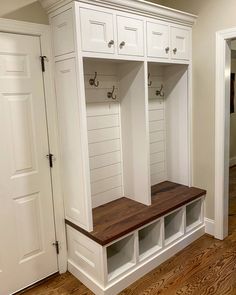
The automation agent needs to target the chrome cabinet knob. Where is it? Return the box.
[108,40,114,47]
[173,48,177,54]
[120,41,126,48]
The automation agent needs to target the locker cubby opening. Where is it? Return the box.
[164,209,184,245]
[186,199,202,232]
[106,234,135,281]
[148,63,189,190]
[138,220,162,260]
[83,58,150,209]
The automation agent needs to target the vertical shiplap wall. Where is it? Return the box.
[84,60,123,208]
[148,65,167,186]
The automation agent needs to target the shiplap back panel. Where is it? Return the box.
[148,65,167,186]
[84,60,123,208]
[164,65,189,186]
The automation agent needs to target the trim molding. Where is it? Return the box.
[0,17,67,273]
[39,0,197,25]
[215,27,236,240]
[205,218,215,236]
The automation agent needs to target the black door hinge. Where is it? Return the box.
[46,153,54,168]
[40,55,48,72]
[53,241,60,255]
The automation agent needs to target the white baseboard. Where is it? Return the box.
[205,218,215,236]
[230,156,236,167]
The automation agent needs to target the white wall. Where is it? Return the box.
[154,0,236,220]
[0,0,48,24]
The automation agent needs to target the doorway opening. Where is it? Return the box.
[228,40,236,235]
[215,29,236,240]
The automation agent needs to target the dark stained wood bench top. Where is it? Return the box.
[65,181,206,246]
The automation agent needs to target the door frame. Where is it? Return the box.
[0,18,67,272]
[215,27,236,240]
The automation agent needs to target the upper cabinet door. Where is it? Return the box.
[147,22,169,59]
[117,16,144,56]
[80,8,115,54]
[170,27,190,60]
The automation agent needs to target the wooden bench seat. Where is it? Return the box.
[66,181,206,246]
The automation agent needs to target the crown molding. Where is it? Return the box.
[39,0,197,26]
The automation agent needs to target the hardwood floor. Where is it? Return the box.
[21,168,236,295]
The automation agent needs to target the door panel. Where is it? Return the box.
[80,8,115,54]
[171,27,190,60]
[147,22,169,59]
[117,15,144,56]
[0,33,58,295]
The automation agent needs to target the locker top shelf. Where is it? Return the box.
[66,181,206,246]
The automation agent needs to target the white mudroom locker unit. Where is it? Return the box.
[39,0,206,294]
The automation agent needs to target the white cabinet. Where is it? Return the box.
[171,26,190,60]
[147,22,190,61]
[117,16,144,56]
[79,8,144,57]
[46,0,197,294]
[147,21,169,59]
[80,8,115,54]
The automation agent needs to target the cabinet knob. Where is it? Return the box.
[165,47,170,53]
[108,40,114,47]
[120,41,126,48]
[173,48,177,54]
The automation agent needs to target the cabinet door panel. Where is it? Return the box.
[171,27,190,60]
[80,8,115,54]
[117,16,144,56]
[147,22,169,59]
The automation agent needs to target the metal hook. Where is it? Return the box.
[107,86,117,100]
[156,84,164,97]
[148,73,152,87]
[89,71,99,87]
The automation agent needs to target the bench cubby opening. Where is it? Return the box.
[106,234,135,281]
[186,198,203,232]
[164,208,184,245]
[138,219,162,260]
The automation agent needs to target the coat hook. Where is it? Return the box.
[89,71,99,87]
[148,73,152,87]
[156,84,164,97]
[107,86,117,100]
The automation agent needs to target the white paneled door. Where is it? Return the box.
[0,33,58,295]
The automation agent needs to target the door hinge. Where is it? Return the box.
[40,55,48,72]
[53,241,60,255]
[46,153,55,168]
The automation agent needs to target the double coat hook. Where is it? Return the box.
[156,84,164,97]
[89,71,99,87]
[107,86,117,100]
